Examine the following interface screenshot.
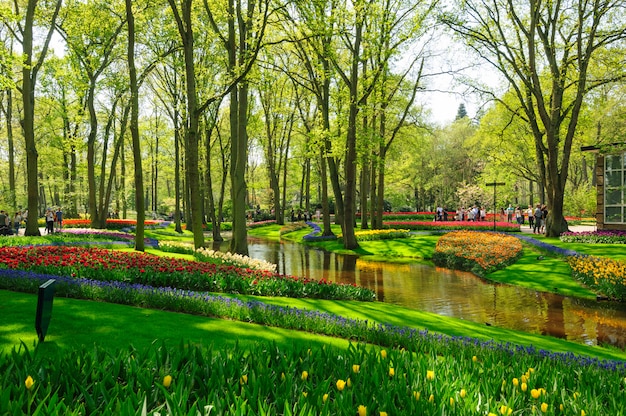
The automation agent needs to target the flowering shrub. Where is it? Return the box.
[0,246,374,301]
[2,333,624,415]
[568,256,626,301]
[560,230,626,244]
[384,220,520,232]
[433,231,523,276]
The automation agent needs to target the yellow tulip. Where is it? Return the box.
[499,405,512,415]
[541,403,548,413]
[428,394,434,403]
[301,371,308,381]
[358,405,367,416]
[352,364,360,373]
[512,378,519,387]
[347,378,352,387]
[281,372,285,381]
[560,404,564,411]
[426,370,435,381]
[323,393,329,402]
[336,379,346,391]
[460,389,466,398]
[163,375,172,388]
[380,412,388,416]
[450,397,455,406]
[389,367,395,377]
[521,382,527,392]
[380,350,387,359]
[413,391,420,401]
[531,389,540,399]
[581,411,586,416]
[24,375,35,390]
[472,355,478,362]
[302,392,308,397]
[240,375,248,385]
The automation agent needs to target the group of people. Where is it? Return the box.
[0,210,27,236]
[502,204,548,234]
[44,207,63,234]
[452,206,486,222]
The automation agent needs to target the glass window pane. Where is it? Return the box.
[606,207,623,223]
[606,188,622,205]
[606,154,624,171]
[606,171,623,187]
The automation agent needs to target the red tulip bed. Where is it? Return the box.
[0,245,374,301]
[62,218,161,230]
[383,220,520,232]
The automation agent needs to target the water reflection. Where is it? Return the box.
[217,238,626,348]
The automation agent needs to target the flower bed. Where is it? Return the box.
[302,222,337,242]
[248,219,277,229]
[560,230,626,244]
[338,229,411,242]
[2,309,624,415]
[0,246,374,301]
[62,218,161,230]
[384,220,520,232]
[432,231,523,276]
[568,255,626,301]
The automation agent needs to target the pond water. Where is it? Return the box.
[216,237,626,349]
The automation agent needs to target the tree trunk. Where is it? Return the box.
[22,0,40,236]
[126,0,145,251]
[4,88,16,211]
[230,81,250,255]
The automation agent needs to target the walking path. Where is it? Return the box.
[515,223,597,257]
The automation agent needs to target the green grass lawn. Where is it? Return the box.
[3,289,625,362]
[3,223,624,362]
[0,291,353,356]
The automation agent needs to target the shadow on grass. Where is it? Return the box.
[234,295,626,362]
[0,290,350,357]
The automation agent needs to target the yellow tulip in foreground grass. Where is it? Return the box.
[4,340,622,415]
[24,375,34,390]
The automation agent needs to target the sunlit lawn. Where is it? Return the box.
[3,289,625,362]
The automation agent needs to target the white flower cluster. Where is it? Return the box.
[195,247,277,273]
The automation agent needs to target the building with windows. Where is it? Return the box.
[583,145,626,231]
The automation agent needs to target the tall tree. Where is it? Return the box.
[13,0,62,235]
[57,0,126,228]
[126,0,145,250]
[443,0,626,236]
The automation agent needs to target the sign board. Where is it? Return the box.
[35,279,56,342]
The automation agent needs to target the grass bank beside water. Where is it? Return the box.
[2,223,626,414]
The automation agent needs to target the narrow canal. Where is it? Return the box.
[218,237,626,349]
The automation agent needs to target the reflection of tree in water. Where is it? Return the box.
[223,237,626,348]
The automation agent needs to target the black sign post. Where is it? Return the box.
[486,182,505,231]
[35,279,56,342]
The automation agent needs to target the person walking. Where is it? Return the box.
[533,204,543,234]
[13,211,22,235]
[55,207,63,231]
[45,209,55,234]
[527,206,534,230]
